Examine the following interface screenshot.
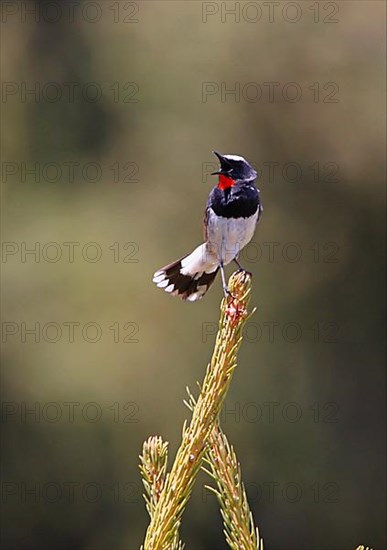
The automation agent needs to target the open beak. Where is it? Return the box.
[211,151,232,176]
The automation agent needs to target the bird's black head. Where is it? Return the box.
[212,151,257,185]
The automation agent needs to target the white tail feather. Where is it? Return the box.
[179,244,217,276]
[153,243,219,301]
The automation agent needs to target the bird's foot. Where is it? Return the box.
[235,266,252,277]
[223,285,235,300]
[233,259,251,276]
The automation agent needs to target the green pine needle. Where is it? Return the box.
[142,271,253,549]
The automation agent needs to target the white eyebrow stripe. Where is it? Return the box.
[223,154,245,161]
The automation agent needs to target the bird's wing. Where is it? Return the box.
[203,206,210,241]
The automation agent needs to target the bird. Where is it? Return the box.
[153,151,263,302]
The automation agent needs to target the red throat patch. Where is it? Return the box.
[217,174,235,191]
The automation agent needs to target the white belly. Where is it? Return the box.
[207,209,258,265]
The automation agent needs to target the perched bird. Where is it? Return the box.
[153,151,263,302]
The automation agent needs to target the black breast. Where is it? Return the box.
[208,182,261,219]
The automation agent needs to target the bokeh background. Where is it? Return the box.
[1,1,385,549]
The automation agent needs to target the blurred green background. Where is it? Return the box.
[1,1,385,549]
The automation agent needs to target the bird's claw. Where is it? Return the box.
[233,260,252,277]
[235,267,252,277]
[223,286,236,300]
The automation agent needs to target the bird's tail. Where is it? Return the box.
[153,243,219,302]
